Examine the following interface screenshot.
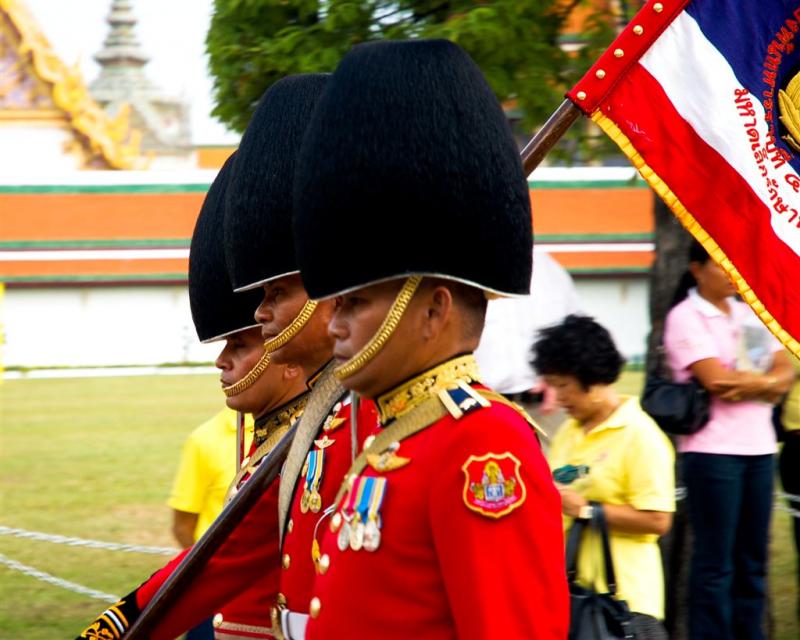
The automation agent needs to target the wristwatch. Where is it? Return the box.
[578,504,595,520]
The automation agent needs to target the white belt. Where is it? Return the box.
[280,610,309,640]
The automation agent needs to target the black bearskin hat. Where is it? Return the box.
[224,74,330,291]
[189,153,262,343]
[293,39,532,299]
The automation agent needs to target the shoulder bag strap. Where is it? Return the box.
[565,516,588,583]
[591,502,619,596]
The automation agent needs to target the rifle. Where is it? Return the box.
[125,421,298,640]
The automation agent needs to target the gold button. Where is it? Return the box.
[287,519,294,534]
[212,613,223,628]
[331,512,342,531]
[595,69,606,79]
[319,554,330,575]
[309,597,322,619]
[653,2,664,12]
[277,592,287,606]
[613,48,624,58]
[576,91,587,101]
[633,25,644,35]
[282,553,291,569]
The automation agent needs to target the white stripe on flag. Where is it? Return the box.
[639,11,800,255]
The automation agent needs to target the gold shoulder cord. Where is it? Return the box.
[333,276,422,380]
[222,300,318,398]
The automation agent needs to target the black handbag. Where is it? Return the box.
[566,503,634,640]
[641,346,710,435]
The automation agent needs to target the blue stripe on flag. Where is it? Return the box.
[685,0,800,163]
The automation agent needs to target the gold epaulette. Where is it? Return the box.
[438,384,548,440]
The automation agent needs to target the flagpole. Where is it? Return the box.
[520,99,582,175]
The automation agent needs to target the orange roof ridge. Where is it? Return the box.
[1,0,149,169]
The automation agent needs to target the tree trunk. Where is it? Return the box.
[645,195,692,374]
[645,194,693,639]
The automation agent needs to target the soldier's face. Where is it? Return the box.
[216,327,275,415]
[254,274,333,367]
[328,279,431,398]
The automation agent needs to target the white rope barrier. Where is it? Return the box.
[0,553,119,603]
[0,526,179,555]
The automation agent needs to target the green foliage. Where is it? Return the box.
[206,0,616,158]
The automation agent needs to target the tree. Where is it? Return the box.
[206,0,614,154]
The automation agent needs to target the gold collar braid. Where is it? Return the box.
[223,350,271,398]
[264,300,318,354]
[253,391,309,445]
[375,354,482,423]
[333,276,423,381]
[222,300,318,398]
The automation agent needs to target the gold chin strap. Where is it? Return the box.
[334,276,423,381]
[264,300,318,354]
[222,299,319,399]
[223,350,271,398]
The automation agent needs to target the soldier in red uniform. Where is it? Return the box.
[75,74,354,640]
[285,39,570,638]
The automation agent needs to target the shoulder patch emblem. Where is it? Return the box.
[438,381,491,420]
[462,452,526,519]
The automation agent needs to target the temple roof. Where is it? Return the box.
[0,0,148,169]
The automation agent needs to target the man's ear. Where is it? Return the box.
[421,285,453,340]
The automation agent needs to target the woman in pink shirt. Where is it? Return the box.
[663,240,794,640]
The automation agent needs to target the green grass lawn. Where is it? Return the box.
[0,374,222,639]
[0,372,798,638]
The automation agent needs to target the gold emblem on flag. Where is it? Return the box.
[778,72,800,153]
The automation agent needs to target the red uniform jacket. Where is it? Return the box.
[304,384,569,639]
[278,397,379,614]
[76,393,308,640]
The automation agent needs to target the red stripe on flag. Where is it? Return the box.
[599,63,800,332]
[567,0,691,114]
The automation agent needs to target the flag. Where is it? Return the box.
[567,0,800,357]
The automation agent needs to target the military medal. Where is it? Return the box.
[363,478,387,552]
[300,449,326,514]
[349,477,370,551]
[309,489,322,513]
[363,517,381,552]
[308,450,325,513]
[350,514,365,551]
[337,514,352,551]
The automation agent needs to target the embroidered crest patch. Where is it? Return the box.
[462,452,526,519]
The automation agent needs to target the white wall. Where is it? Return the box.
[3,286,221,368]
[1,279,651,369]
[573,277,650,365]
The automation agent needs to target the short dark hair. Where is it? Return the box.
[531,314,625,389]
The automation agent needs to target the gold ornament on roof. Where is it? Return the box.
[1,0,148,169]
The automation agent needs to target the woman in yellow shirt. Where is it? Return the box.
[533,315,675,639]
